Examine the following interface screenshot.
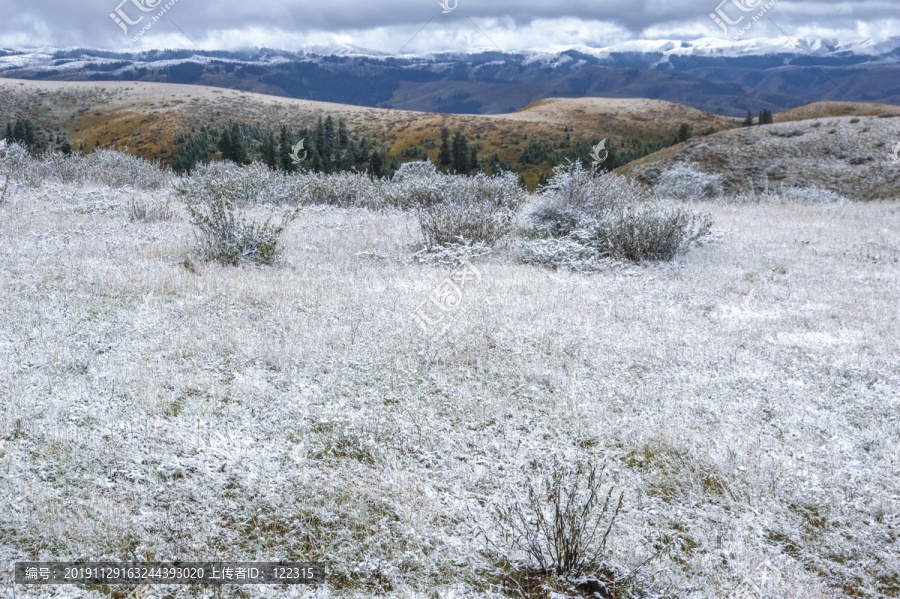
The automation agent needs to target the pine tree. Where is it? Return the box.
[758,109,774,125]
[742,111,754,127]
[452,131,469,173]
[218,128,233,161]
[338,119,349,147]
[278,126,297,173]
[262,131,277,170]
[230,122,246,164]
[468,145,479,172]
[438,127,452,167]
[676,123,692,143]
[370,149,384,178]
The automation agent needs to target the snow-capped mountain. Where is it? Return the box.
[1,37,898,116]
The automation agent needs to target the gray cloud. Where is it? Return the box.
[0,0,897,52]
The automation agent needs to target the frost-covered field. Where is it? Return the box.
[0,180,898,598]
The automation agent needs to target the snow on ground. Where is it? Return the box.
[0,180,898,598]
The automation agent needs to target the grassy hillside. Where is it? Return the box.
[617,112,900,200]
[0,78,739,187]
[775,101,900,122]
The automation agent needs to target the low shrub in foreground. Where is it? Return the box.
[531,162,651,239]
[417,171,526,249]
[1,145,170,190]
[651,163,723,200]
[181,177,296,266]
[525,163,712,266]
[486,461,657,598]
[580,205,712,262]
[128,198,173,222]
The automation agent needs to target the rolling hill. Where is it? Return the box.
[0,78,740,187]
[3,77,899,197]
[618,109,900,200]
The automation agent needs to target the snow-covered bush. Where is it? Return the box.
[652,163,723,200]
[185,185,296,266]
[494,461,623,576]
[391,159,438,182]
[416,171,526,249]
[732,183,848,204]
[1,147,170,189]
[532,162,651,238]
[128,198,173,222]
[524,162,712,266]
[300,169,383,209]
[579,204,712,262]
[177,163,297,265]
[519,237,611,271]
[175,160,304,205]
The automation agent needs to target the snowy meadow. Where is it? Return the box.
[0,151,898,598]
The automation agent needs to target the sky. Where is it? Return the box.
[0,0,897,53]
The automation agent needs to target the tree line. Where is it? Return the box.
[169,116,396,176]
[742,109,774,126]
[4,117,72,155]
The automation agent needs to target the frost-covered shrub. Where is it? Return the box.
[416,171,525,248]
[539,161,649,212]
[185,185,295,266]
[519,237,610,272]
[79,150,170,189]
[1,147,169,189]
[300,170,383,208]
[178,164,297,265]
[732,183,848,204]
[175,161,382,207]
[0,142,45,186]
[392,160,438,182]
[652,164,723,200]
[579,204,713,262]
[129,198,173,222]
[494,461,624,578]
[532,162,650,238]
[525,162,712,266]
[175,160,304,205]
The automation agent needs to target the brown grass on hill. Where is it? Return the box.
[617,114,900,200]
[775,101,900,122]
[0,78,740,188]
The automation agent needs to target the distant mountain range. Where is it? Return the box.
[1,38,899,116]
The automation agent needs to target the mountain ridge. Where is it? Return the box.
[2,40,899,117]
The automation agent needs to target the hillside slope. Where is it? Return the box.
[0,78,739,186]
[618,115,900,200]
[775,102,900,122]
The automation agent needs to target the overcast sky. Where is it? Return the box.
[0,0,897,53]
